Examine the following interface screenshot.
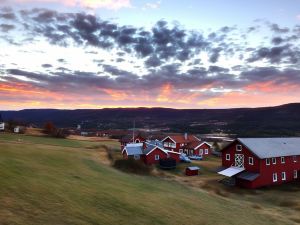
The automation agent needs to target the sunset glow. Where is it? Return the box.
[0,0,299,110]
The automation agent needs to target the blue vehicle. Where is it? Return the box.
[180,153,191,163]
[189,155,203,160]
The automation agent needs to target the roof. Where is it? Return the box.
[237,171,260,181]
[187,166,200,171]
[194,141,212,150]
[238,138,300,158]
[121,133,146,142]
[144,145,167,155]
[162,134,200,144]
[145,140,163,148]
[123,143,143,156]
[218,166,245,177]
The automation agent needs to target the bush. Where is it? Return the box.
[113,158,153,175]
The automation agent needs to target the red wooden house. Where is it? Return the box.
[218,138,300,188]
[122,141,180,165]
[161,134,212,158]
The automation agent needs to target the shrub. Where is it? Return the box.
[113,158,153,175]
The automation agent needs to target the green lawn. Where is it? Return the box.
[0,135,298,225]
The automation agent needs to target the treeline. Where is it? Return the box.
[43,122,70,138]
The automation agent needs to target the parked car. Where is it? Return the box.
[189,155,203,160]
[180,153,191,163]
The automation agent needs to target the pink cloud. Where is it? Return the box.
[13,0,132,10]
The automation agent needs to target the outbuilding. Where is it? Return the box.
[186,166,200,176]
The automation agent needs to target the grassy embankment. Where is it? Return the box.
[0,133,300,225]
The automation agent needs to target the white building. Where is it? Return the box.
[0,122,4,131]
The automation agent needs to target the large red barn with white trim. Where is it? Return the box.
[219,138,300,188]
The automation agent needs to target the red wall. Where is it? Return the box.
[162,137,181,153]
[186,168,199,176]
[222,140,260,173]
[144,148,168,165]
[168,152,180,163]
[195,143,212,158]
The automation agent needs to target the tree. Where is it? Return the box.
[43,122,56,135]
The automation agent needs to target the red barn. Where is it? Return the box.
[161,134,212,158]
[218,138,300,189]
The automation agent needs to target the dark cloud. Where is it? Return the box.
[270,23,289,33]
[0,23,14,32]
[247,45,299,64]
[271,37,283,45]
[42,64,52,68]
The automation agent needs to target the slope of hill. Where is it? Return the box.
[0,135,297,225]
[1,103,300,136]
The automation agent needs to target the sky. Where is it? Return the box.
[0,0,300,110]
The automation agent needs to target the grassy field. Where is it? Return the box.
[1,133,300,225]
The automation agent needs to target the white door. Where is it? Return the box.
[235,154,244,168]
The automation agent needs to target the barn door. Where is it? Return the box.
[235,154,244,168]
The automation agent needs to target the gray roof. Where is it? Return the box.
[238,138,300,159]
[124,145,143,156]
[145,140,163,148]
[187,166,200,170]
[237,171,260,181]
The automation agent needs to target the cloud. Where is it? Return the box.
[12,0,132,10]
[1,8,300,109]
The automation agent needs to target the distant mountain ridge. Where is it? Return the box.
[1,103,300,137]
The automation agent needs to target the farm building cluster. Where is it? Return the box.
[120,133,300,189]
[121,133,212,166]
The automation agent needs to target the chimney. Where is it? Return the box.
[184,132,188,140]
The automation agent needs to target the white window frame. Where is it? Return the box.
[226,154,230,161]
[281,157,285,164]
[273,173,277,182]
[272,157,276,165]
[155,155,160,160]
[249,157,254,165]
[293,156,297,163]
[294,170,298,179]
[281,172,286,181]
[205,149,208,154]
[199,149,203,155]
[236,145,242,151]
[266,158,270,166]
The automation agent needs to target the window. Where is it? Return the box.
[236,145,242,151]
[190,150,194,155]
[272,158,276,165]
[181,143,184,147]
[134,155,140,160]
[294,170,298,179]
[226,154,230,161]
[281,157,285,164]
[293,156,297,163]
[179,149,183,153]
[155,155,160,160]
[273,173,278,182]
[249,157,254,165]
[200,149,203,155]
[266,158,270,165]
[205,149,208,154]
[282,172,286,181]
